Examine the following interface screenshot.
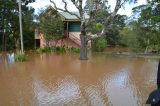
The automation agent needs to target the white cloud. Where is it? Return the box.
[28,0,147,16]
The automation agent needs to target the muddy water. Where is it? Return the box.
[0,53,158,106]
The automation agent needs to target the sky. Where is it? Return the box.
[28,0,147,16]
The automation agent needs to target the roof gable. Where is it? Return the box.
[41,6,89,21]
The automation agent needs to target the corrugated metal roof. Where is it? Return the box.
[41,6,89,20]
[59,12,89,20]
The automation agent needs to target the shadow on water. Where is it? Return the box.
[0,53,159,106]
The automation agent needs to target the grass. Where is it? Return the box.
[15,51,25,62]
[36,46,80,54]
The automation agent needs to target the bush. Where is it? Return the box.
[15,51,25,62]
[92,37,107,52]
[55,47,66,53]
[36,46,80,54]
[148,45,160,52]
[69,47,80,53]
[36,46,52,53]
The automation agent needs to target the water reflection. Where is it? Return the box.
[0,53,158,106]
[102,67,141,106]
[8,53,15,64]
[33,76,82,106]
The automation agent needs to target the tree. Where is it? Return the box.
[50,0,103,60]
[84,0,109,14]
[39,10,64,47]
[101,0,138,36]
[123,0,160,52]
[50,0,137,60]
[0,0,35,51]
[132,0,160,30]
[106,14,127,46]
[88,9,127,46]
[87,9,109,34]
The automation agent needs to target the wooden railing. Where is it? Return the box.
[69,33,81,46]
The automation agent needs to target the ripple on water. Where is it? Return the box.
[0,54,158,106]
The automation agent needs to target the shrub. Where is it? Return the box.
[69,47,80,53]
[36,46,52,53]
[148,45,160,52]
[36,46,80,54]
[55,47,66,53]
[92,37,107,52]
[15,51,25,62]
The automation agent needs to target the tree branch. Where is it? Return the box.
[71,0,80,10]
[50,0,81,19]
[85,0,101,27]
[101,0,123,35]
[120,0,128,7]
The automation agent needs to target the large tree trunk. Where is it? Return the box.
[80,22,88,60]
[2,31,7,52]
[80,34,88,60]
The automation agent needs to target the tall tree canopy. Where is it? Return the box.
[0,0,35,51]
[132,0,160,30]
[120,0,160,52]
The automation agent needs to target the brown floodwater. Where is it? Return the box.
[0,53,159,106]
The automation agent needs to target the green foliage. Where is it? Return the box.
[92,37,107,52]
[87,9,109,34]
[55,47,66,53]
[148,44,160,52]
[36,46,52,53]
[132,0,160,30]
[120,0,160,52]
[68,47,80,53]
[39,11,64,46]
[36,47,80,54]
[105,15,127,46]
[88,9,126,46]
[84,0,109,14]
[15,51,25,62]
[89,22,103,34]
[0,0,35,51]
[120,22,160,52]
[106,25,121,46]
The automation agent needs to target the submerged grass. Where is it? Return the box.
[15,51,25,62]
[36,46,80,54]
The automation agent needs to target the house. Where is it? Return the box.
[34,6,90,48]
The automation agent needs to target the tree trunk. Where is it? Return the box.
[15,38,19,51]
[80,34,88,60]
[101,11,118,36]
[4,33,7,51]
[2,31,5,51]
[101,0,122,36]
[80,22,88,60]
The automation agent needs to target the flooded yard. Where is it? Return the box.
[0,53,158,106]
